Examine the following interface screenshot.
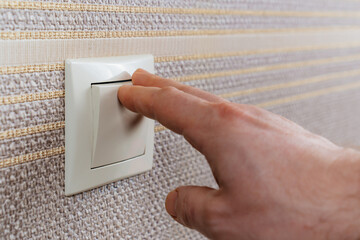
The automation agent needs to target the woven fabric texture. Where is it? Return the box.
[25,0,360,11]
[3,9,360,31]
[1,0,360,239]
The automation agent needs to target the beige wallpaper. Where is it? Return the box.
[1,0,360,238]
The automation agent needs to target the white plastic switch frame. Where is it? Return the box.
[65,55,155,196]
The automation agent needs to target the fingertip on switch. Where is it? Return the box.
[117,84,131,102]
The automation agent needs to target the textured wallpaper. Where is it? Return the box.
[1,0,360,239]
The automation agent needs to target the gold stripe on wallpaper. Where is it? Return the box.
[256,81,360,108]
[2,54,360,105]
[219,69,360,98]
[175,53,360,82]
[2,27,360,40]
[1,1,360,18]
[2,81,360,168]
[2,68,359,140]
[0,146,65,168]
[0,121,65,140]
[155,42,360,63]
[2,42,360,75]
[0,63,65,75]
[0,90,65,105]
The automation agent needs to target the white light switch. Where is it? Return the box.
[91,81,148,168]
[65,55,154,196]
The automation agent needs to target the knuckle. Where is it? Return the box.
[176,188,229,237]
[159,86,179,96]
[238,103,266,116]
[181,210,192,228]
[202,197,228,233]
[153,86,178,111]
[238,104,271,125]
[203,201,220,228]
[177,84,192,93]
[211,102,242,121]
[178,189,195,227]
[211,102,267,125]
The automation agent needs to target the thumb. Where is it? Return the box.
[165,186,222,236]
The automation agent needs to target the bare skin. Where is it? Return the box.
[118,69,360,240]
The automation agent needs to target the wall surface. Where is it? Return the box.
[1,0,360,239]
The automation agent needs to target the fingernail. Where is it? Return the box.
[134,68,150,76]
[132,69,151,83]
[136,68,147,73]
[165,190,178,218]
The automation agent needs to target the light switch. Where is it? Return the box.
[65,55,155,196]
[91,81,148,168]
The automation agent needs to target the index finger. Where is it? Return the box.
[131,69,225,103]
[118,84,215,154]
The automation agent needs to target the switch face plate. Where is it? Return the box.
[65,55,154,196]
[91,81,148,168]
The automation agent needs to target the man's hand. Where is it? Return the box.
[118,69,360,240]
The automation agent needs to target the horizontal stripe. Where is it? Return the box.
[0,146,65,168]
[219,69,360,98]
[3,81,359,167]
[0,90,65,105]
[155,42,360,63]
[0,63,65,75]
[2,30,360,66]
[257,81,360,108]
[2,68,358,140]
[6,9,357,33]
[1,1,360,18]
[155,125,167,132]
[2,53,360,105]
[0,121,65,140]
[175,54,360,82]
[3,42,360,75]
[2,27,360,40]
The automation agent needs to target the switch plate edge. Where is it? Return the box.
[65,55,155,196]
